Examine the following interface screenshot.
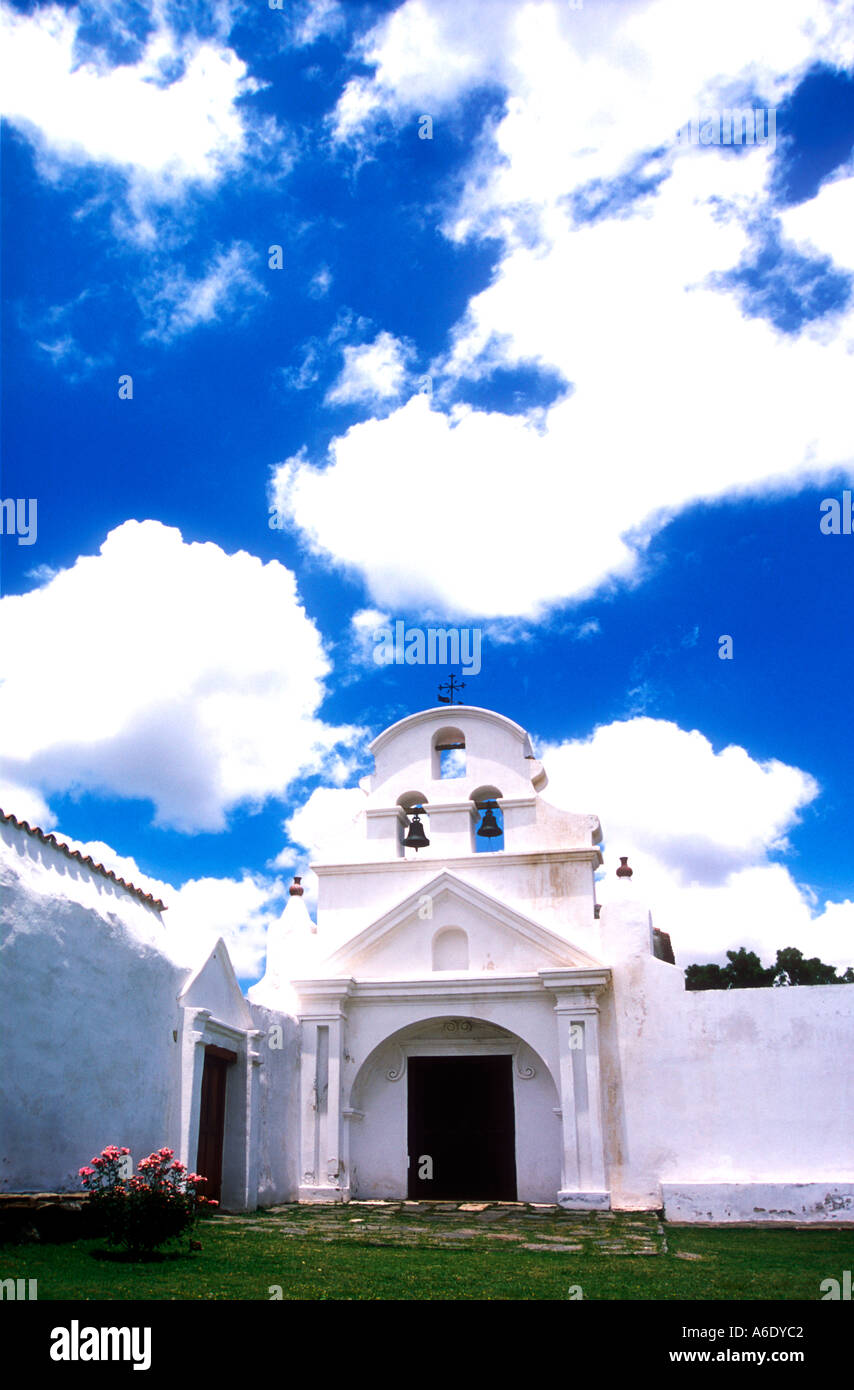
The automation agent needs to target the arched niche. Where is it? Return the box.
[432,927,469,971]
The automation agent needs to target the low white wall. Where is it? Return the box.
[599,901,854,1217]
[662,1183,854,1223]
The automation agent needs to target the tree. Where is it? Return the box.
[771,947,853,986]
[684,961,729,991]
[685,945,853,990]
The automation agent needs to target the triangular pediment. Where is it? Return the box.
[178,937,252,1029]
[320,870,603,978]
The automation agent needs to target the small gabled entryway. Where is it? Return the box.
[407,1056,517,1200]
[196,1044,237,1204]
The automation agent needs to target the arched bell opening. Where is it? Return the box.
[470,785,505,852]
[397,792,430,857]
[432,726,466,781]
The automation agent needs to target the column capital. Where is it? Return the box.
[539,968,610,1002]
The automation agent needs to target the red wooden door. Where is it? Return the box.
[195,1046,236,1204]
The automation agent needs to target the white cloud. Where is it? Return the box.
[0,520,363,831]
[276,0,854,619]
[348,607,392,667]
[0,2,276,214]
[289,0,346,48]
[282,784,368,866]
[48,829,287,978]
[0,778,54,828]
[333,0,854,165]
[324,331,414,407]
[331,0,514,145]
[272,393,644,617]
[141,241,265,341]
[780,169,854,270]
[308,265,333,298]
[539,717,854,972]
[164,872,286,977]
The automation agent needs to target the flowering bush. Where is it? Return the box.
[79,1145,217,1256]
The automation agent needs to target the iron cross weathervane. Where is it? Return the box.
[437,674,465,704]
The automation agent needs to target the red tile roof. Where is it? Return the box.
[0,808,167,912]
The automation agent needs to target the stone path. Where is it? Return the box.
[216,1202,667,1256]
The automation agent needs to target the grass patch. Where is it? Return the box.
[3,1217,853,1300]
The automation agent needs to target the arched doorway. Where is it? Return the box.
[348,1016,559,1203]
[408,1053,516,1199]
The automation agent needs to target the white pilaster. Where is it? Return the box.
[295,979,354,1202]
[541,970,610,1210]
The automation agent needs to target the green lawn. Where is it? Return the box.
[3,1219,853,1300]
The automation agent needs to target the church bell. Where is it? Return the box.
[403,807,430,851]
[476,800,502,838]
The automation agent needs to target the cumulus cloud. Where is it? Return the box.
[0,778,54,828]
[324,331,415,407]
[0,4,257,185]
[0,0,285,241]
[279,784,368,868]
[45,830,287,978]
[272,393,644,618]
[140,241,265,341]
[331,0,513,145]
[539,717,854,971]
[0,520,362,831]
[164,872,286,977]
[780,170,854,270]
[275,0,854,619]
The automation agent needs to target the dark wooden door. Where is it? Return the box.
[195,1046,235,1204]
[407,1056,517,1200]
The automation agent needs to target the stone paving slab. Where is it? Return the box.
[216,1202,667,1256]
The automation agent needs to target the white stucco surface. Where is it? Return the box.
[0,820,185,1192]
[0,819,297,1210]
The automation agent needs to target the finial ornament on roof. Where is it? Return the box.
[437,673,465,704]
[289,876,304,896]
[616,856,633,878]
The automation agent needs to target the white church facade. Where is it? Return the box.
[2,704,853,1224]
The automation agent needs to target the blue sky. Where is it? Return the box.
[1,0,853,984]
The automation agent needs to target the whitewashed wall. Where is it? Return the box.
[0,819,300,1209]
[249,1002,302,1205]
[598,899,854,1220]
[0,820,185,1193]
